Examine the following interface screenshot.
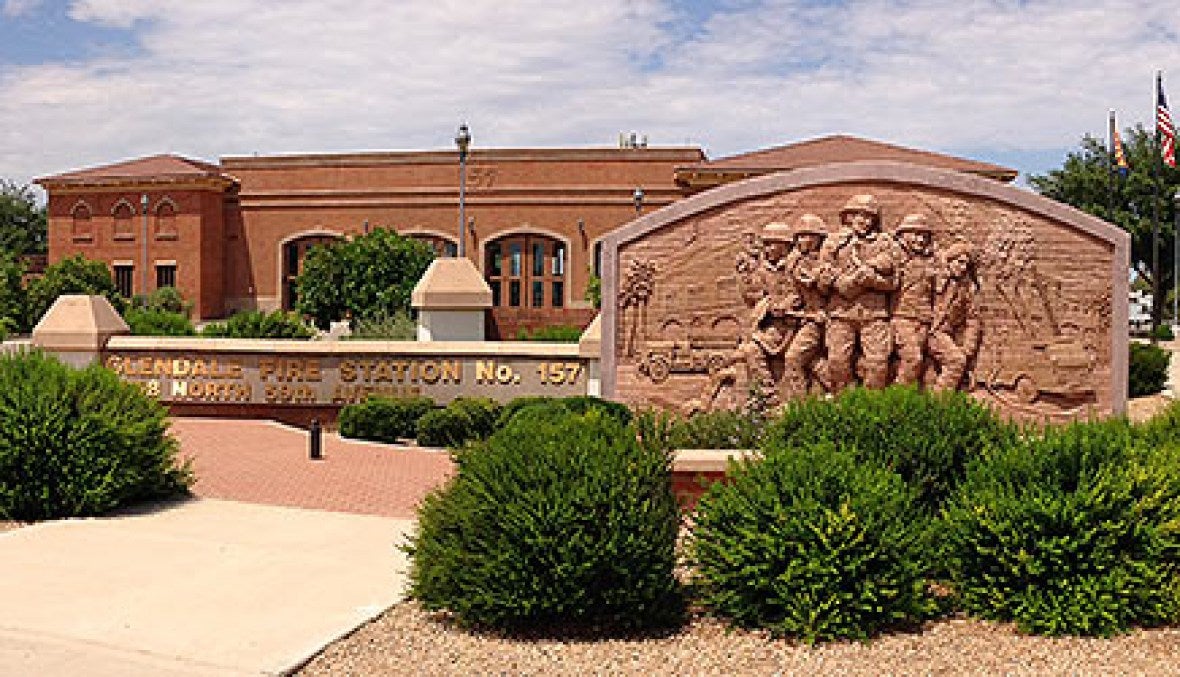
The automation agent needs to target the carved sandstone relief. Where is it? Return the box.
[613,185,1115,422]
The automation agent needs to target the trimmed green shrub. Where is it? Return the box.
[635,409,764,451]
[940,420,1180,636]
[406,409,683,630]
[1129,342,1170,397]
[338,396,435,443]
[690,442,933,643]
[416,397,501,448]
[1151,324,1175,341]
[123,307,196,336]
[763,386,1017,512]
[496,395,632,430]
[0,351,192,520]
[514,324,583,342]
[345,309,416,340]
[200,310,315,339]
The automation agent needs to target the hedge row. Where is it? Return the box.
[405,387,1180,642]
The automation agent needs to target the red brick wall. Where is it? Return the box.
[46,186,229,318]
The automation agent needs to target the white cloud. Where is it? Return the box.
[1,0,1178,189]
[2,0,43,17]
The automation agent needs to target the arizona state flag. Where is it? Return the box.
[1112,117,1130,177]
[1160,74,1176,168]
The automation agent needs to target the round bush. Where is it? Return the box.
[690,442,932,643]
[406,410,683,630]
[0,351,192,520]
[1129,342,1170,397]
[764,385,1016,512]
[415,397,502,449]
[940,420,1180,636]
[338,396,435,443]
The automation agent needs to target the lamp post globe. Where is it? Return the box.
[455,123,472,257]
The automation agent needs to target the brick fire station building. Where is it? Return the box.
[35,135,1016,338]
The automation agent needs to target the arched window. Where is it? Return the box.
[408,233,457,258]
[281,234,342,310]
[71,203,93,241]
[155,200,178,239]
[112,201,135,240]
[485,233,566,308]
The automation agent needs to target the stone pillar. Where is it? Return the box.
[31,295,130,367]
[578,313,602,397]
[411,258,493,341]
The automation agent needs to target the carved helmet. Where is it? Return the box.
[894,213,933,234]
[760,221,794,242]
[943,241,975,264]
[793,213,828,238]
[839,194,880,219]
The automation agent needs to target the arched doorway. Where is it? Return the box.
[280,233,342,310]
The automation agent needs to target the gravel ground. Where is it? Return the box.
[298,603,1180,676]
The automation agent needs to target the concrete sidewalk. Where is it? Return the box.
[0,498,414,676]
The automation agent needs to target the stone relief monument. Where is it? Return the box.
[602,163,1128,422]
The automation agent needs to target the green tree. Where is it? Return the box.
[0,252,25,336]
[295,228,434,329]
[26,254,125,330]
[1030,125,1180,328]
[0,180,47,256]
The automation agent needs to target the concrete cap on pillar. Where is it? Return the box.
[31,294,129,352]
[411,258,492,310]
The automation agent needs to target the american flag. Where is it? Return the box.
[1160,76,1176,168]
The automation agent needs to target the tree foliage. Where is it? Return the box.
[295,228,434,329]
[25,255,124,330]
[1029,126,1180,325]
[0,180,47,256]
[0,253,25,336]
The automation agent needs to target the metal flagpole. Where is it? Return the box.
[1153,72,1162,338]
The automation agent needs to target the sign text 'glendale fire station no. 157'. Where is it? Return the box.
[104,352,588,405]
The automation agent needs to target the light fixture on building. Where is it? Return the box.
[633,187,645,215]
[455,123,472,257]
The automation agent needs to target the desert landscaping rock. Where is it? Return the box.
[299,604,1180,676]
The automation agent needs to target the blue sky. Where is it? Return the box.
[2,0,1179,192]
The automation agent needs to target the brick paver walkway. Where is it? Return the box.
[170,417,454,519]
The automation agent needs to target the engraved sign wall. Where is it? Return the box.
[104,347,589,408]
[601,163,1129,422]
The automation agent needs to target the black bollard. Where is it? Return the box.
[309,418,323,460]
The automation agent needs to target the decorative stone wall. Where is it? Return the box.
[600,162,1129,422]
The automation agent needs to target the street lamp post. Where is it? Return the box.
[455,123,471,258]
[633,187,645,215]
[140,193,149,300]
[1174,189,1180,330]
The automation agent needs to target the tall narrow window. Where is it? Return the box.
[155,264,176,289]
[114,265,134,299]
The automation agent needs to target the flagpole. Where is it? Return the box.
[1108,110,1116,220]
[1153,71,1162,337]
